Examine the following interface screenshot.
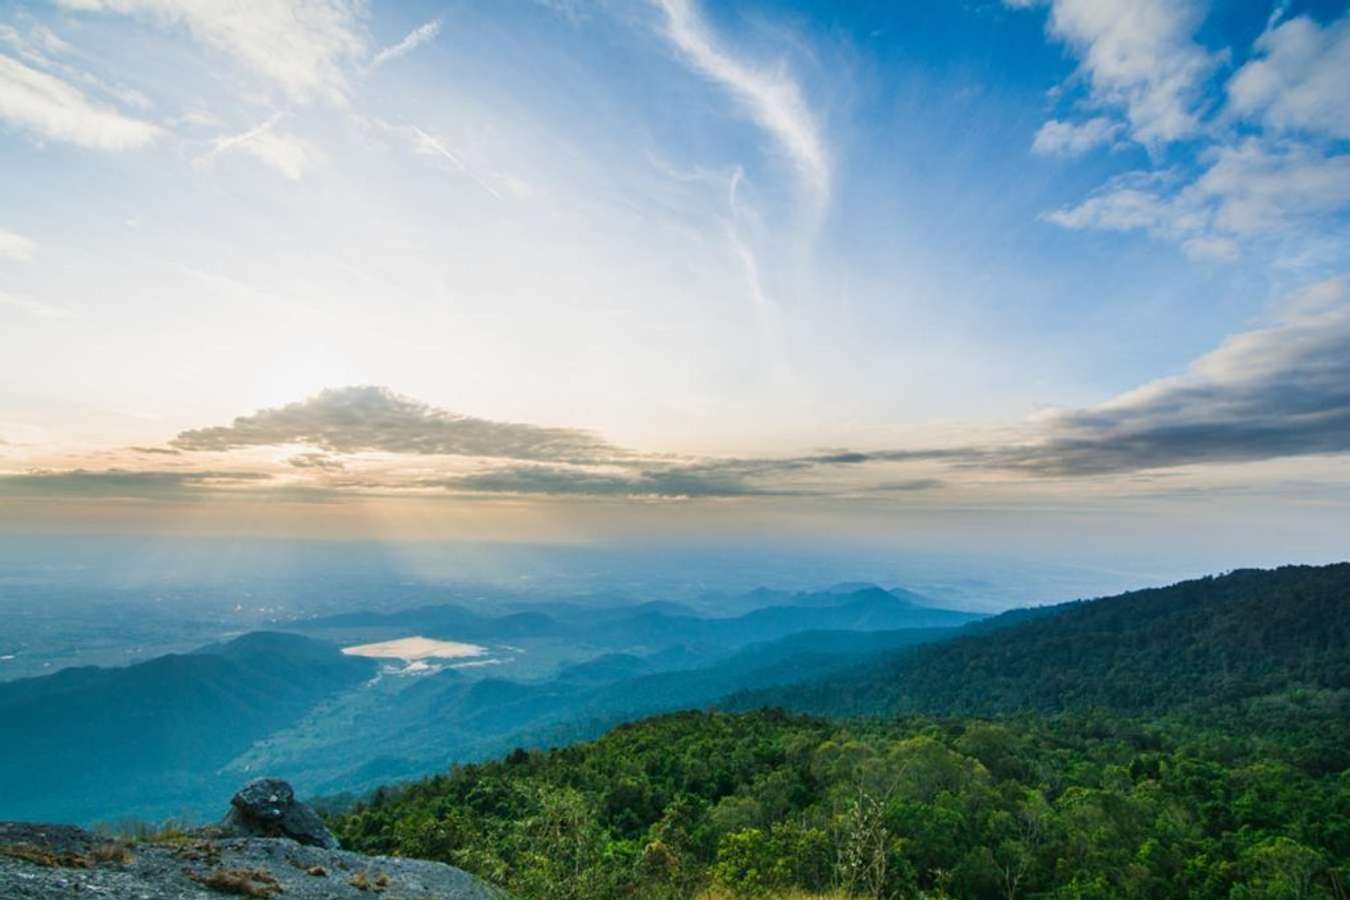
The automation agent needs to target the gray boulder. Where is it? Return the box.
[231,778,293,822]
[219,778,340,849]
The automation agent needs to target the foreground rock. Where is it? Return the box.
[0,821,502,899]
[216,777,340,849]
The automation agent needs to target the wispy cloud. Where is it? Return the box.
[0,53,159,149]
[363,118,519,199]
[0,290,74,320]
[654,0,829,197]
[0,229,35,261]
[57,0,366,104]
[370,18,441,69]
[193,115,312,180]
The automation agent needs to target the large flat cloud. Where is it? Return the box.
[991,278,1350,475]
[434,464,775,499]
[170,386,625,463]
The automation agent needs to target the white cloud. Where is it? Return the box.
[1031,116,1122,156]
[0,229,35,261]
[1024,5,1350,269]
[0,22,75,63]
[1,20,155,114]
[1046,140,1350,258]
[0,290,74,320]
[1227,12,1350,140]
[193,116,312,180]
[1194,140,1350,237]
[370,18,440,69]
[1039,0,1219,144]
[57,0,366,104]
[366,118,508,199]
[655,0,829,198]
[1180,236,1238,262]
[0,54,159,149]
[1044,180,1178,233]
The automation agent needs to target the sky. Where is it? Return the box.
[1,0,1349,571]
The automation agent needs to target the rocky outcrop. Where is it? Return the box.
[216,777,340,849]
[0,780,503,899]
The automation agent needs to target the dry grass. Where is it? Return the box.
[0,838,132,869]
[185,866,283,897]
[90,842,134,865]
[348,868,391,892]
[0,843,92,868]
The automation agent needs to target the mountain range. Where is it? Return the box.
[0,584,977,823]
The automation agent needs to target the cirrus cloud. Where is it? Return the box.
[655,0,829,198]
[56,0,366,104]
[0,53,159,150]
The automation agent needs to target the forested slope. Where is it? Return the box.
[335,709,1350,898]
[729,564,1350,767]
[333,564,1350,898]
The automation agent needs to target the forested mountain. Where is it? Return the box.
[730,565,1350,738]
[336,709,1350,899]
[0,633,375,823]
[333,564,1350,899]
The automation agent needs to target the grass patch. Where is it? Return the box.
[186,866,282,897]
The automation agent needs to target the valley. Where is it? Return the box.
[0,581,980,823]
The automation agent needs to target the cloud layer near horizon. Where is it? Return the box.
[996,278,1350,475]
[6,277,1347,502]
[170,386,625,463]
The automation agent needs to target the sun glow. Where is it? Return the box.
[251,351,367,409]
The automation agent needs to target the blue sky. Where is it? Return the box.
[1,0,1348,568]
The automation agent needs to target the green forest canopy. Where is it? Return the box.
[333,565,1350,898]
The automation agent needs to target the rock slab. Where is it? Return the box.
[0,821,504,899]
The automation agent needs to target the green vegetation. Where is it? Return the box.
[334,709,1349,898]
[333,565,1350,898]
[732,565,1350,775]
